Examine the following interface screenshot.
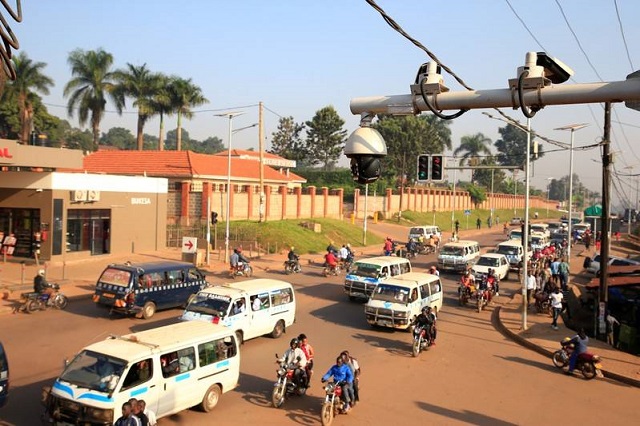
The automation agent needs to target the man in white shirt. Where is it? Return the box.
[526,270,536,308]
[339,245,349,261]
[549,287,564,330]
[278,338,308,389]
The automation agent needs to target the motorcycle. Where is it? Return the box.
[19,283,68,312]
[535,291,551,315]
[552,339,603,380]
[322,263,341,277]
[411,324,431,357]
[272,354,307,408]
[284,259,302,274]
[476,287,490,313]
[321,381,349,426]
[458,283,475,306]
[229,262,253,278]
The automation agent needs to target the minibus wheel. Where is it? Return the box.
[142,301,156,319]
[201,384,221,412]
[271,320,285,338]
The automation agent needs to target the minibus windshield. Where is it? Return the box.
[59,350,127,392]
[370,284,411,303]
[98,268,132,288]
[185,293,232,317]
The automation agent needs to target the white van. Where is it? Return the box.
[344,256,412,301]
[530,233,550,251]
[365,272,443,330]
[495,240,531,271]
[408,225,442,241]
[437,240,481,272]
[181,279,295,343]
[530,223,550,237]
[44,322,239,424]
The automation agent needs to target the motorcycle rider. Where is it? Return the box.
[565,328,589,375]
[324,249,338,274]
[236,248,250,268]
[277,338,308,389]
[413,306,436,346]
[326,241,338,256]
[229,249,240,273]
[287,246,300,270]
[321,356,354,413]
[33,269,55,304]
[406,239,418,257]
[487,268,499,296]
[298,333,315,386]
[340,350,360,405]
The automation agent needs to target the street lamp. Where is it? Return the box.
[215,111,245,263]
[546,177,554,218]
[555,123,588,260]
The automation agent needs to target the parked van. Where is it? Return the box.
[437,240,481,272]
[344,256,412,301]
[530,223,550,237]
[408,225,442,241]
[0,341,8,409]
[495,240,531,271]
[44,322,239,425]
[93,261,209,319]
[364,272,443,330]
[181,279,295,342]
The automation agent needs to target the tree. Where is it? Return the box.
[2,52,54,143]
[373,114,452,184]
[269,116,307,165]
[466,184,487,208]
[113,63,162,150]
[305,106,347,170]
[100,127,136,149]
[196,136,225,154]
[494,124,544,168]
[64,128,94,152]
[473,156,506,193]
[151,74,172,150]
[64,48,121,151]
[167,77,207,151]
[454,133,492,183]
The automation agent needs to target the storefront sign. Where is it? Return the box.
[131,197,152,205]
[0,140,16,164]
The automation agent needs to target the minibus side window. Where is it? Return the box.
[198,336,237,366]
[390,264,400,276]
[121,358,153,390]
[188,268,202,281]
[400,262,410,274]
[251,293,270,311]
[430,280,441,294]
[141,272,164,288]
[166,270,185,285]
[419,284,430,299]
[160,347,196,377]
[410,288,418,302]
[271,288,293,306]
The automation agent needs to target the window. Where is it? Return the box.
[430,280,441,294]
[251,293,270,311]
[66,209,111,255]
[160,347,195,378]
[400,262,411,274]
[198,336,237,367]
[420,284,429,299]
[271,288,293,306]
[121,359,153,390]
[139,272,164,288]
[188,268,202,281]
[166,269,185,285]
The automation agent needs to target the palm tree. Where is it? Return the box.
[3,52,54,143]
[453,133,492,182]
[113,63,162,150]
[150,74,172,150]
[167,77,208,150]
[64,48,121,151]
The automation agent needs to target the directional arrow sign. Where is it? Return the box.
[182,237,197,254]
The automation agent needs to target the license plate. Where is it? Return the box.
[378,320,392,327]
[594,363,602,369]
[102,293,115,298]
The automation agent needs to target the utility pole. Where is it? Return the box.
[258,101,266,222]
[398,152,406,222]
[598,102,612,338]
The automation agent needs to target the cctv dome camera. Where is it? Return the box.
[344,127,387,184]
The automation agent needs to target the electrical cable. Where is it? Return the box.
[613,0,635,71]
[0,0,22,80]
[517,71,540,118]
[419,80,468,120]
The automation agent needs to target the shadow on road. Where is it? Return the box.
[237,372,321,425]
[309,302,370,331]
[352,331,412,357]
[495,354,556,373]
[295,282,348,304]
[415,401,518,426]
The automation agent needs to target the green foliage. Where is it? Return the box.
[494,124,544,168]
[466,185,487,208]
[305,106,347,170]
[216,218,384,255]
[373,115,452,184]
[101,127,136,149]
[473,157,506,192]
[64,128,94,152]
[454,133,492,182]
[270,116,308,165]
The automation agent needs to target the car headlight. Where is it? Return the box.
[396,311,409,318]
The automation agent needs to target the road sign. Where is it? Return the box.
[464,209,471,216]
[182,237,197,254]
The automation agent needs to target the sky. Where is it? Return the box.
[10,0,640,209]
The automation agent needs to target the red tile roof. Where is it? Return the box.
[73,150,306,183]
[215,149,286,160]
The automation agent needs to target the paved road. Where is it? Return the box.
[1,229,637,425]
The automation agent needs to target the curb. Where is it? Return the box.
[492,305,640,388]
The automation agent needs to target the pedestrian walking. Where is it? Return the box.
[558,257,570,292]
[606,312,620,347]
[455,220,460,234]
[549,287,563,330]
[526,270,536,307]
[476,218,481,230]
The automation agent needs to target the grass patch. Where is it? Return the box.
[221,218,384,255]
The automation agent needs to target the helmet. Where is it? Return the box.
[38,269,45,276]
[290,338,299,348]
[290,247,295,251]
[422,306,429,314]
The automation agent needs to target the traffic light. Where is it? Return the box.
[430,155,444,181]
[211,211,218,224]
[417,154,430,182]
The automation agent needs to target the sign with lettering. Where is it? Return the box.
[131,197,152,205]
[0,140,16,164]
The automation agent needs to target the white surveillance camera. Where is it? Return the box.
[344,127,388,184]
[536,52,573,84]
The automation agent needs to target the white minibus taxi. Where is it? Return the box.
[344,256,412,301]
[44,322,239,425]
[365,272,443,330]
[181,279,296,343]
